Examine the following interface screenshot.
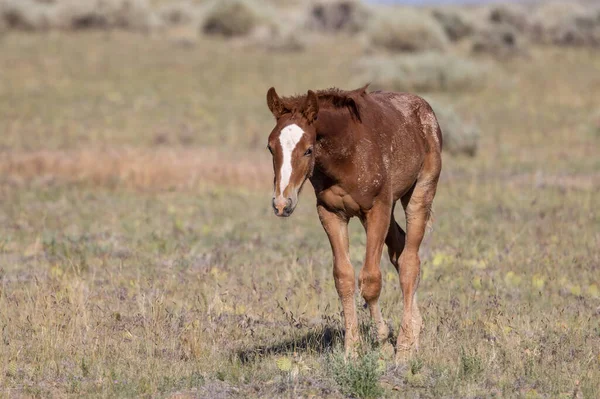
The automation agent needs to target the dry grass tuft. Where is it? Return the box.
[366,7,449,53]
[0,148,271,191]
[356,53,491,93]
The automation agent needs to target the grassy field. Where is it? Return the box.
[0,31,599,398]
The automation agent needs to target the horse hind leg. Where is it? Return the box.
[395,176,438,362]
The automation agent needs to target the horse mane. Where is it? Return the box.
[282,85,369,122]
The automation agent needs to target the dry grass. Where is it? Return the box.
[0,148,271,191]
[1,24,600,399]
[0,32,363,152]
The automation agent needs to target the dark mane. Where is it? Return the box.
[282,85,369,122]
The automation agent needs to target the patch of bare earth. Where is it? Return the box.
[0,148,272,191]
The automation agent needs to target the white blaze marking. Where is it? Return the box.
[279,124,304,195]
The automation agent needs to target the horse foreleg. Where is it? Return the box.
[317,205,359,356]
[359,201,392,345]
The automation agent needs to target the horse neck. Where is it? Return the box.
[312,108,358,181]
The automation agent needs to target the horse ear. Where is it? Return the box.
[303,90,319,123]
[267,87,287,119]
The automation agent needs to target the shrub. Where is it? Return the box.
[472,24,526,57]
[430,102,480,157]
[366,7,449,53]
[329,349,384,399]
[487,3,530,33]
[431,8,474,42]
[531,1,600,47]
[0,0,157,32]
[201,0,271,37]
[75,0,157,31]
[355,53,490,93]
[158,1,201,27]
[305,0,371,34]
[0,0,57,31]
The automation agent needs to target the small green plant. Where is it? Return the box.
[459,348,483,380]
[329,349,383,399]
[410,357,424,375]
[80,358,90,378]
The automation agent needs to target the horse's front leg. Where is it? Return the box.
[359,200,392,344]
[317,205,359,356]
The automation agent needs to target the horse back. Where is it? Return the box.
[363,91,443,200]
[368,91,443,155]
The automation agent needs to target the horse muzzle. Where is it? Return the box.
[272,196,294,217]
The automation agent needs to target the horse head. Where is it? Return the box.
[266,87,319,217]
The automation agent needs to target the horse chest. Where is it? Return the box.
[316,185,363,216]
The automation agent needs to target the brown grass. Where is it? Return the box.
[0,148,271,191]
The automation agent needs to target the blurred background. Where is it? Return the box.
[0,0,599,398]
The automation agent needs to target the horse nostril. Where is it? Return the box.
[283,199,293,215]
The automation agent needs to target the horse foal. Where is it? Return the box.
[265,86,442,361]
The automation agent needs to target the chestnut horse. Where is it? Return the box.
[265,85,442,361]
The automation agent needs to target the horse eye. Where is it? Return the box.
[304,148,313,156]
[267,145,273,155]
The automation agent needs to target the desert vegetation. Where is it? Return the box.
[0,1,599,398]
